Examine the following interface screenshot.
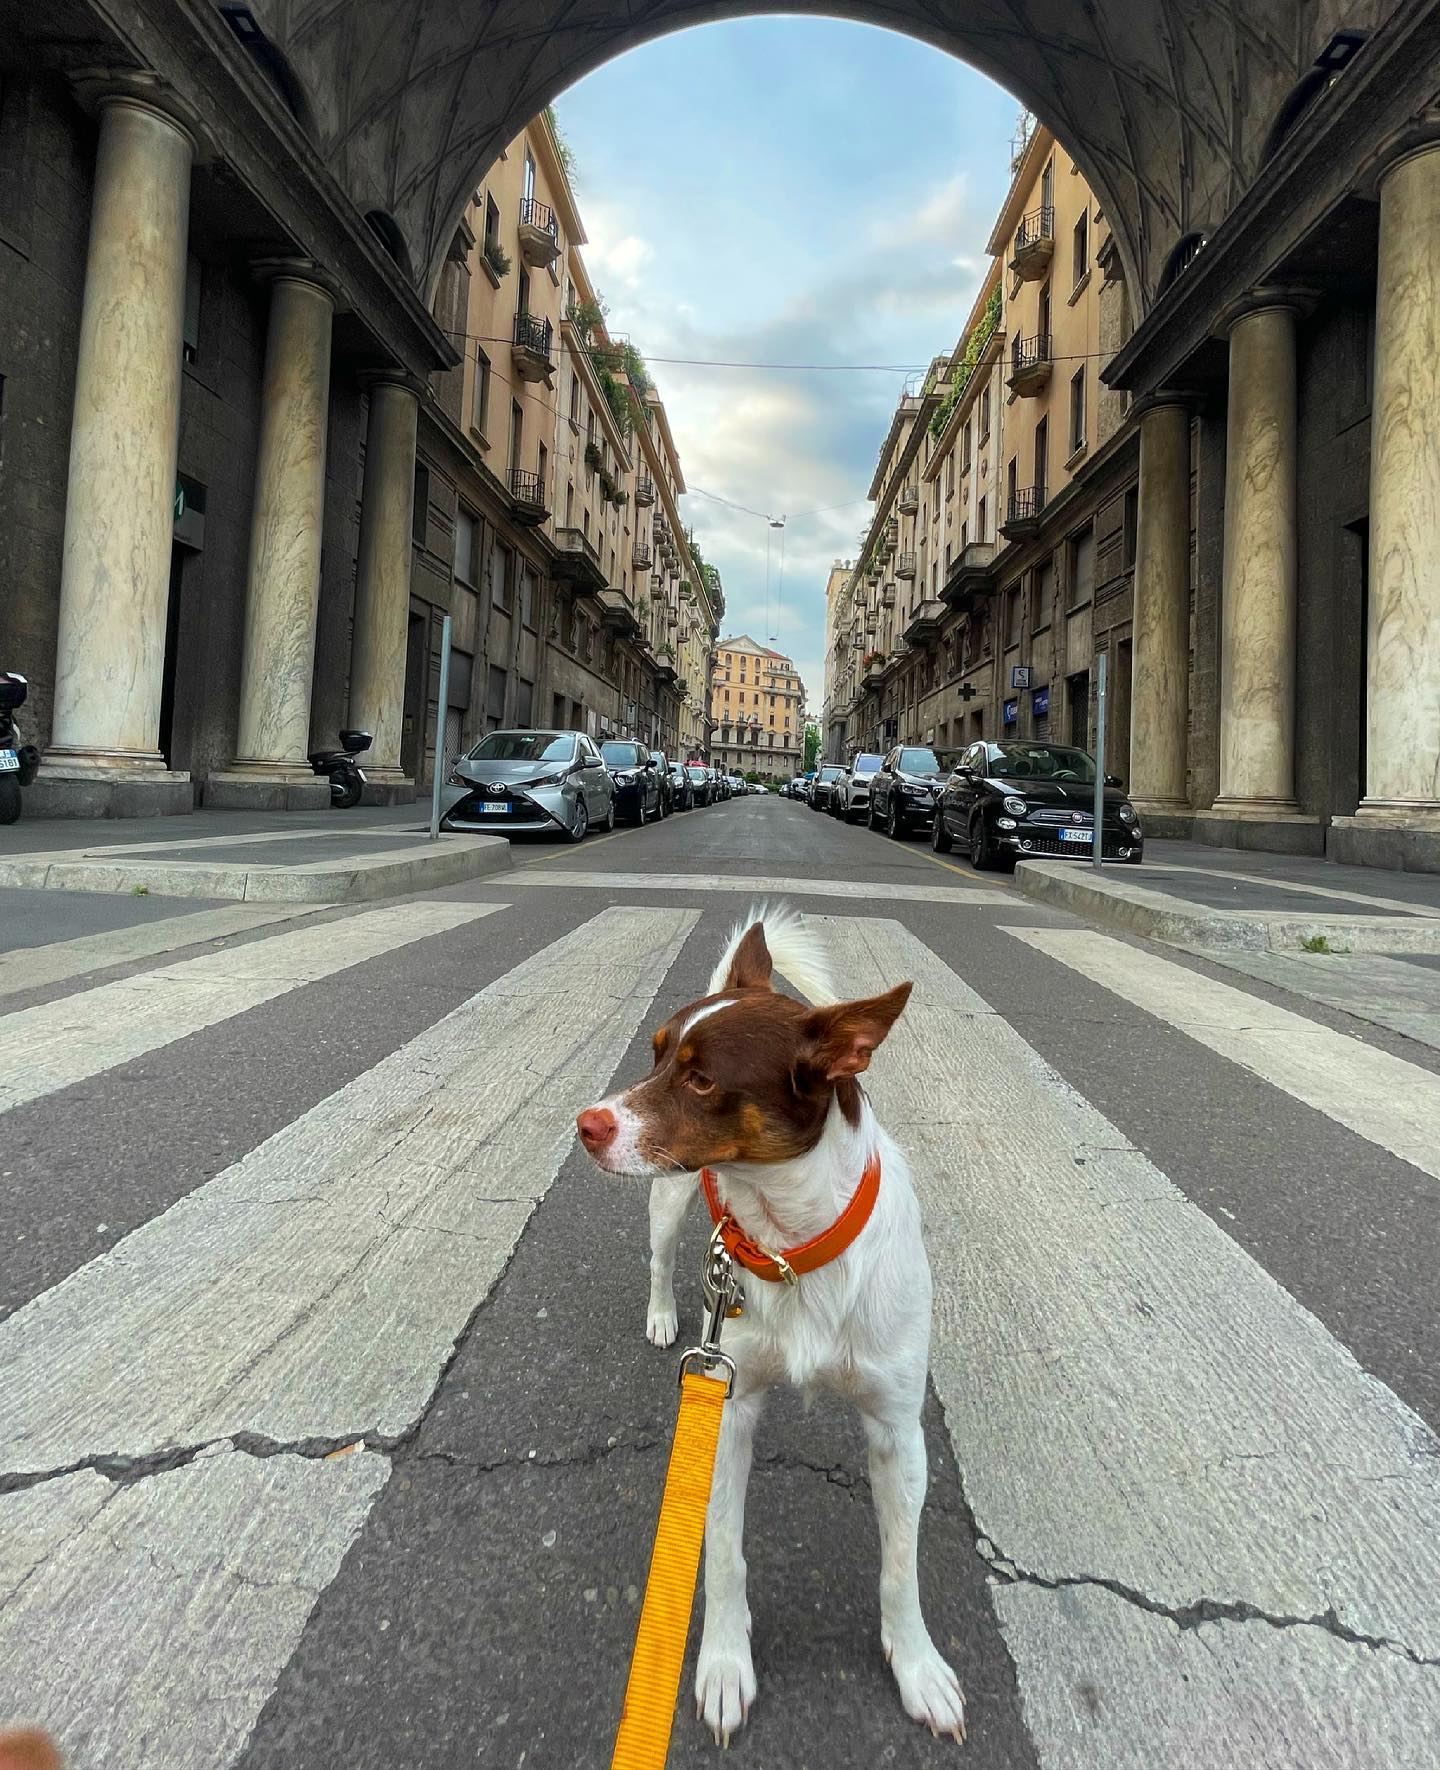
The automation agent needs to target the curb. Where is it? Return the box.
[0,836,512,903]
[1012,862,1440,955]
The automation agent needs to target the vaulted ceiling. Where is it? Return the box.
[251,0,1388,304]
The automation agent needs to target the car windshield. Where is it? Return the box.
[601,742,642,767]
[650,751,667,765]
[898,748,942,777]
[468,731,573,763]
[685,766,708,779]
[818,766,844,782]
[990,742,1097,782]
[853,754,883,776]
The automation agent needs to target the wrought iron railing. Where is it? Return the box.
[1010,332,1052,376]
[519,197,558,240]
[509,467,546,507]
[513,310,553,357]
[1006,486,1044,526]
[1013,205,1055,253]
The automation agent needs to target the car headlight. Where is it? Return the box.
[903,782,928,798]
[1118,803,1138,826]
[1003,795,1028,817]
[529,772,566,789]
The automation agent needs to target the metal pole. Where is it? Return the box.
[429,613,453,841]
[1092,648,1107,870]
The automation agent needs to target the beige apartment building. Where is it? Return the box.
[712,638,806,780]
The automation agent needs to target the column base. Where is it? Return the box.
[1329,808,1440,874]
[358,767,417,808]
[203,764,332,812]
[29,760,193,819]
[1191,806,1325,857]
[1129,797,1194,840]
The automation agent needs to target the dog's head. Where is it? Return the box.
[576,921,911,1177]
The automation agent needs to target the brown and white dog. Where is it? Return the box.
[577,908,965,1745]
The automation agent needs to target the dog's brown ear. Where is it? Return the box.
[722,923,774,992]
[0,1728,64,1770]
[799,982,912,1080]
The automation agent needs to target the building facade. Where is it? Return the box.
[711,637,806,780]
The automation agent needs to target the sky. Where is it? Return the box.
[554,16,1021,715]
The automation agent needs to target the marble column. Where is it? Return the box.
[1358,141,1440,825]
[1212,300,1300,815]
[348,377,420,793]
[207,263,334,810]
[45,79,195,813]
[1128,401,1191,813]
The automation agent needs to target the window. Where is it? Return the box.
[523,149,537,203]
[1035,557,1056,628]
[538,441,549,503]
[1067,524,1095,610]
[517,675,534,726]
[1123,485,1139,569]
[977,496,987,541]
[568,374,579,424]
[486,663,508,730]
[473,347,491,436]
[412,464,429,547]
[492,540,514,612]
[518,267,531,318]
[1069,368,1086,455]
[454,509,480,587]
[979,388,991,441]
[520,563,536,631]
[553,692,567,729]
[961,420,972,471]
[1041,155,1054,214]
[945,455,955,498]
[1072,209,1089,289]
[960,521,969,551]
[483,195,501,262]
[509,401,523,471]
[1003,584,1021,648]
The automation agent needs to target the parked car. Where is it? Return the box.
[602,739,665,824]
[809,763,847,812]
[933,739,1144,870]
[711,768,730,801]
[727,774,746,796]
[868,745,944,837]
[685,763,713,806]
[649,750,676,817]
[832,752,884,823]
[669,761,695,811]
[442,729,614,841]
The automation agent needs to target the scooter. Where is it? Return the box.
[0,673,42,825]
[307,728,371,809]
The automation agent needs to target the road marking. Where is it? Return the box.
[0,900,501,1114]
[1006,927,1440,1183]
[0,903,324,999]
[512,870,1013,905]
[817,914,1440,1763]
[912,842,1013,887]
[0,907,696,1474]
[1153,860,1440,919]
[0,1447,387,1770]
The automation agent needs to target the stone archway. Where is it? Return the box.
[249,0,1381,309]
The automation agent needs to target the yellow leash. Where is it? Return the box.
[611,1227,741,1770]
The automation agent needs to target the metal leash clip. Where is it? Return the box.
[677,1219,743,1396]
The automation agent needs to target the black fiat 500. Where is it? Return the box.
[933,739,1144,871]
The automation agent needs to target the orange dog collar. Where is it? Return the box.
[699,1151,882,1284]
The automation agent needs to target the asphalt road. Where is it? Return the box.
[2,795,1439,1770]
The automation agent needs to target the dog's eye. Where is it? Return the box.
[687,1071,716,1096]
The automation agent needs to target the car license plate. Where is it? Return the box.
[0,750,17,772]
[1059,827,1092,844]
[480,800,509,814]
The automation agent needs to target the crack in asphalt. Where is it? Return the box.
[976,1540,1440,1668]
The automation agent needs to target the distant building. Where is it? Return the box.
[711,637,806,780]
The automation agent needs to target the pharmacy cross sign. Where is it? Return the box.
[958,682,977,703]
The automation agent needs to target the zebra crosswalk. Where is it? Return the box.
[1,889,1438,1769]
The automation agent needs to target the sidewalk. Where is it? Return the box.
[0,804,511,904]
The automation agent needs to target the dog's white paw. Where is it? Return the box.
[645,1299,679,1347]
[695,1633,756,1746]
[889,1639,966,1742]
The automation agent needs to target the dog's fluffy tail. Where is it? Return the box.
[707,903,838,1006]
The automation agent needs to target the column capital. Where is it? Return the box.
[357,369,429,400]
[1213,286,1319,340]
[69,69,209,160]
[1358,107,1440,196]
[250,256,343,306]
[1130,389,1198,421]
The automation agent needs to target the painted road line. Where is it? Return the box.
[819,914,1440,1765]
[0,907,697,1474]
[0,1446,387,1770]
[1007,927,1440,1184]
[0,900,500,1113]
[1155,860,1440,919]
[0,903,324,1000]
[514,869,1014,905]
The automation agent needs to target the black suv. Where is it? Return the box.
[868,745,944,837]
[933,739,1143,870]
[649,750,676,817]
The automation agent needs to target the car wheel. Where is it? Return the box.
[969,815,996,870]
[0,778,21,825]
[568,798,590,843]
[602,796,616,832]
[887,801,903,839]
[867,799,881,831]
[932,810,953,853]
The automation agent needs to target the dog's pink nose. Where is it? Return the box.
[577,1106,617,1153]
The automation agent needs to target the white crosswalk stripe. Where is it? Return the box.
[1006,926,1440,1182]
[0,899,499,1113]
[517,867,1012,903]
[819,914,1440,1767]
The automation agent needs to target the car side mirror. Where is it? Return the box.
[1105,774,1123,789]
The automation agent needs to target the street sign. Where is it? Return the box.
[1032,685,1050,717]
[1011,664,1031,689]
[958,681,977,702]
[1003,697,1019,724]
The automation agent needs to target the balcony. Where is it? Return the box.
[517,197,560,268]
[902,599,946,647]
[552,526,605,591]
[512,310,555,381]
[635,474,656,507]
[633,541,653,571]
[600,588,641,636]
[1008,332,1052,397]
[861,658,888,692]
[897,484,919,515]
[939,541,997,610]
[1009,204,1055,280]
[895,552,916,580]
[508,467,548,526]
[1001,486,1045,540]
[879,583,896,609]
